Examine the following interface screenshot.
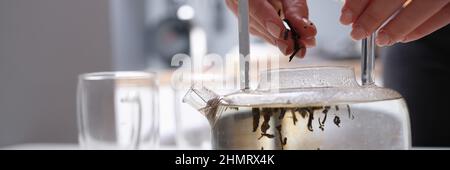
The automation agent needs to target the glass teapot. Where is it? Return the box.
[183,0,410,150]
[183,66,411,150]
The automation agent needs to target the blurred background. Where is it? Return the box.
[0,0,372,149]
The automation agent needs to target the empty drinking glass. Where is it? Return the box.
[77,72,159,150]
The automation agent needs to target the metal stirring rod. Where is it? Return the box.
[360,6,404,86]
[238,0,250,90]
[361,33,376,86]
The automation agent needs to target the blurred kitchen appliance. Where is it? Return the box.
[147,0,192,67]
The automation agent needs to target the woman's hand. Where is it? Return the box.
[340,0,450,46]
[225,0,317,59]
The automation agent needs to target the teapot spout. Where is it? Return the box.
[183,86,221,125]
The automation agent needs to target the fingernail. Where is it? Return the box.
[340,10,353,25]
[400,36,411,43]
[276,41,289,54]
[298,47,306,58]
[302,18,310,24]
[400,37,408,43]
[388,39,399,46]
[266,21,282,38]
[304,38,316,48]
[351,25,368,40]
[310,38,316,47]
[376,31,391,46]
[300,47,306,58]
[302,18,314,27]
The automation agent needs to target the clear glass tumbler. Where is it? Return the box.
[77,72,159,150]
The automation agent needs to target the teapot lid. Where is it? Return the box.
[220,67,402,107]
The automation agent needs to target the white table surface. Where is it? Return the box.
[0,143,203,150]
[2,143,448,150]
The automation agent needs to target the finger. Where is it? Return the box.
[281,0,309,18]
[377,0,450,46]
[268,0,284,14]
[251,26,276,45]
[281,0,317,40]
[298,47,307,59]
[351,0,406,40]
[248,14,279,44]
[276,39,293,56]
[225,0,237,14]
[248,0,287,39]
[227,0,308,59]
[226,0,276,44]
[302,37,316,48]
[275,35,307,58]
[250,26,276,45]
[226,0,285,38]
[277,0,313,58]
[340,0,371,25]
[402,3,450,43]
[275,40,307,59]
[227,0,294,56]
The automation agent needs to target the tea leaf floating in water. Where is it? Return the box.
[306,108,315,132]
[306,107,322,132]
[279,108,286,120]
[258,109,275,139]
[318,106,331,131]
[347,105,355,120]
[258,133,275,140]
[252,108,260,132]
[261,109,271,134]
[276,125,287,150]
[251,105,354,149]
[199,98,222,126]
[291,109,298,125]
[297,108,307,118]
[334,116,341,127]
